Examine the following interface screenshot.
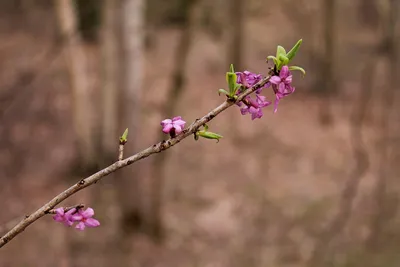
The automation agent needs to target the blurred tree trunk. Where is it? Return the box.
[308,57,374,267]
[358,0,379,29]
[93,1,123,265]
[115,0,145,246]
[149,0,198,240]
[55,0,97,169]
[226,0,244,70]
[101,0,121,160]
[366,0,399,250]
[318,0,336,125]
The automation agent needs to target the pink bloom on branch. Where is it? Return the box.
[160,116,186,135]
[53,207,76,226]
[236,70,269,94]
[240,95,271,120]
[71,208,100,231]
[270,66,295,113]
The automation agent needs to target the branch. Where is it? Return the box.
[0,76,270,248]
[0,204,84,234]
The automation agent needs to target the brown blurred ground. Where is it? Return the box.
[0,1,400,267]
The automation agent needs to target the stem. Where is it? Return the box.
[118,144,124,161]
[0,76,270,248]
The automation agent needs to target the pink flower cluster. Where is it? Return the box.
[235,65,296,119]
[53,207,100,231]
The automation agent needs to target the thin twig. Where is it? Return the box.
[0,76,270,248]
[47,204,85,214]
[118,144,124,161]
[0,204,84,234]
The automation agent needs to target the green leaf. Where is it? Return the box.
[289,65,306,76]
[196,130,223,142]
[266,55,278,65]
[119,128,128,143]
[218,88,230,96]
[286,39,302,61]
[227,72,238,96]
[276,45,287,58]
[229,63,235,73]
[278,55,289,70]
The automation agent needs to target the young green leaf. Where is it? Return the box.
[229,63,235,73]
[276,45,287,58]
[277,55,289,69]
[267,55,278,65]
[227,72,238,96]
[119,128,129,144]
[218,88,230,96]
[289,66,306,76]
[286,39,302,61]
[196,130,223,142]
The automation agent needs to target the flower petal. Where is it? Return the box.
[81,208,94,218]
[255,88,263,94]
[53,215,64,222]
[71,214,83,221]
[173,119,186,127]
[162,124,173,134]
[278,82,286,94]
[160,119,172,126]
[64,219,74,227]
[172,116,182,121]
[274,94,284,113]
[174,125,183,134]
[65,208,76,217]
[280,66,289,78]
[240,107,249,115]
[270,76,281,85]
[55,208,64,216]
[85,218,100,227]
[249,107,262,120]
[75,222,86,231]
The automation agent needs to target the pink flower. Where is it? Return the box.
[270,66,295,113]
[71,208,100,231]
[236,70,269,94]
[160,116,186,135]
[53,207,76,227]
[240,95,271,120]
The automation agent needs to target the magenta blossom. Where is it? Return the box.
[71,208,100,231]
[270,66,295,113]
[236,71,269,94]
[161,116,186,135]
[53,207,76,226]
[240,95,271,120]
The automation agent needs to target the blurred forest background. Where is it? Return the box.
[0,0,399,266]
